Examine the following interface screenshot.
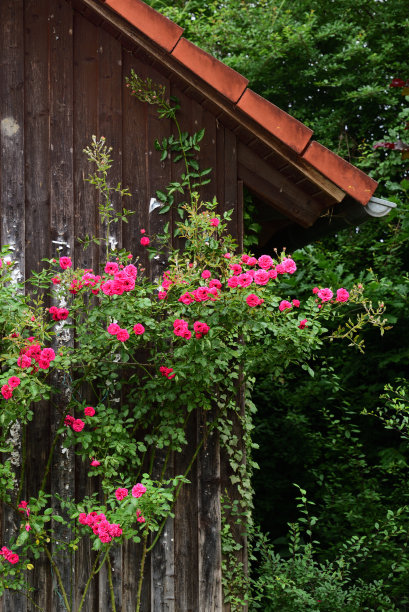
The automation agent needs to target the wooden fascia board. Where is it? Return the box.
[238,143,324,227]
[80,0,348,204]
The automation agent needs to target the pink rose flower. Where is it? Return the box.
[158,291,167,300]
[336,288,349,303]
[8,376,21,389]
[292,299,300,308]
[116,329,130,342]
[227,276,239,288]
[223,253,232,259]
[51,277,61,284]
[257,255,274,270]
[140,237,150,246]
[201,270,211,279]
[279,300,292,312]
[282,257,297,274]
[132,483,147,498]
[298,319,308,329]
[84,406,95,417]
[210,218,220,227]
[17,355,31,369]
[90,459,101,467]
[247,257,257,266]
[1,385,13,400]
[41,348,56,362]
[193,321,210,336]
[59,256,72,270]
[64,415,75,427]
[107,323,120,335]
[312,287,319,294]
[317,288,333,302]
[254,270,269,286]
[209,279,222,289]
[123,264,137,278]
[238,273,253,288]
[133,323,145,335]
[179,292,194,305]
[229,263,242,275]
[104,262,119,275]
[115,488,129,501]
[72,419,85,432]
[246,294,264,307]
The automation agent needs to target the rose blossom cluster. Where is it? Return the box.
[107,323,130,342]
[174,254,297,309]
[55,259,138,297]
[227,255,296,288]
[78,512,122,544]
[160,366,175,380]
[313,287,350,303]
[173,319,210,340]
[64,415,85,432]
[1,376,21,400]
[49,306,69,321]
[100,262,137,296]
[0,546,19,564]
[17,338,56,372]
[114,484,147,523]
[178,284,219,304]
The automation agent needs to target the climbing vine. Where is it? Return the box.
[0,80,389,609]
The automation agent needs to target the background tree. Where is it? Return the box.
[148,1,409,607]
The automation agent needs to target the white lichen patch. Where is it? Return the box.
[108,235,118,251]
[1,117,20,138]
[7,421,21,472]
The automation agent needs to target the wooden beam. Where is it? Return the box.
[238,143,324,228]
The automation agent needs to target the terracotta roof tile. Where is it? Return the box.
[237,89,313,154]
[104,0,183,52]
[302,141,377,205]
[171,38,248,104]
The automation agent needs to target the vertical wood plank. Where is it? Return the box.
[23,1,53,607]
[49,3,76,611]
[73,10,99,271]
[151,456,175,612]
[223,129,238,240]
[198,412,222,611]
[122,53,149,273]
[72,11,99,612]
[174,411,199,611]
[146,66,171,283]
[97,27,124,612]
[97,27,123,262]
[122,51,151,611]
[0,2,26,611]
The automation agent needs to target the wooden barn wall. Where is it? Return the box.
[0,1,243,610]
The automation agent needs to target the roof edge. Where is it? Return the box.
[302,141,378,205]
[103,0,183,52]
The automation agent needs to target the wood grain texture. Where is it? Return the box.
[0,2,250,609]
[198,411,223,611]
[0,2,26,611]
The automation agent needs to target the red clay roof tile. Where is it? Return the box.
[237,89,313,155]
[171,38,248,104]
[104,0,183,52]
[302,141,377,205]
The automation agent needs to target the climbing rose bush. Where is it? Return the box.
[0,192,388,601]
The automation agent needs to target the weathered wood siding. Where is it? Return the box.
[0,1,243,610]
